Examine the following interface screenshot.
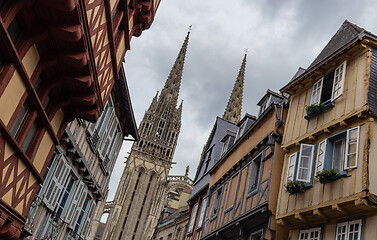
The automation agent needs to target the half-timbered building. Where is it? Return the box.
[0,0,160,238]
[276,20,377,239]
[201,90,288,240]
[185,54,246,240]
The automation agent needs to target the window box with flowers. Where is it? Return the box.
[304,101,334,120]
[315,169,339,183]
[284,181,309,194]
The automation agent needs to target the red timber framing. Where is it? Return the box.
[0,0,160,238]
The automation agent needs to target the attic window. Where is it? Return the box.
[259,95,272,116]
[309,61,347,105]
[221,137,231,156]
[235,119,248,140]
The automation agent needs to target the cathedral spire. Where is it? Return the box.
[222,53,247,124]
[159,30,190,108]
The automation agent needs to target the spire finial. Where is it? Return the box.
[188,25,192,31]
[222,53,247,124]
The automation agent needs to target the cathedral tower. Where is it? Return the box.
[101,31,190,240]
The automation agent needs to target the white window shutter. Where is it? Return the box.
[286,153,297,183]
[332,61,347,100]
[296,144,314,183]
[310,78,323,105]
[43,157,70,210]
[345,126,359,169]
[79,199,96,238]
[316,140,327,173]
[67,181,87,229]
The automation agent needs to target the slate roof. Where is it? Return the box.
[190,117,238,200]
[282,20,377,92]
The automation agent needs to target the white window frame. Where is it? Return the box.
[196,197,207,229]
[332,61,347,100]
[260,95,272,115]
[286,153,297,183]
[336,219,362,240]
[310,78,323,105]
[299,227,321,240]
[236,119,248,140]
[221,137,231,156]
[345,126,359,169]
[187,202,199,234]
[316,140,326,173]
[296,144,315,183]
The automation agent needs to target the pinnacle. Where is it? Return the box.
[222,53,247,124]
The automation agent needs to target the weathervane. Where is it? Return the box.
[188,25,193,31]
[245,47,249,54]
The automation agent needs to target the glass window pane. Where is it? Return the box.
[332,139,345,172]
[8,16,22,44]
[10,102,29,137]
[22,122,38,153]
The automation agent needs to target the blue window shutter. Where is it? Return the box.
[324,139,333,170]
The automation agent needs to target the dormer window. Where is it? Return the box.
[309,61,347,105]
[221,137,231,156]
[259,95,272,116]
[236,119,248,140]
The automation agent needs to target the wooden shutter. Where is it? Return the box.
[316,140,326,172]
[79,199,96,238]
[345,126,359,169]
[43,156,71,210]
[286,153,297,183]
[66,181,87,229]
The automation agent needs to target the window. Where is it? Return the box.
[55,176,75,218]
[309,61,347,105]
[299,227,321,240]
[0,49,5,71]
[22,121,38,153]
[236,119,248,140]
[10,102,29,137]
[310,78,323,105]
[324,127,359,172]
[259,95,272,116]
[211,188,222,216]
[336,219,362,240]
[296,144,315,183]
[316,140,326,173]
[8,16,22,44]
[332,61,347,100]
[249,154,262,192]
[286,153,297,183]
[196,197,207,229]
[250,230,263,240]
[187,203,198,233]
[221,137,231,156]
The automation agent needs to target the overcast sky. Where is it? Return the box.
[107,0,377,201]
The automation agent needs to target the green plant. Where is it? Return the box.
[284,181,307,194]
[305,102,325,112]
[315,169,338,183]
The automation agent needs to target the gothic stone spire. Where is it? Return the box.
[159,30,190,109]
[223,53,247,124]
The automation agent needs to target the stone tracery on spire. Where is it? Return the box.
[222,53,247,124]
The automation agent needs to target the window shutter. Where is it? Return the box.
[345,126,359,169]
[43,157,71,210]
[286,153,297,183]
[79,199,96,238]
[67,181,87,229]
[332,61,347,100]
[316,140,326,172]
[296,144,314,183]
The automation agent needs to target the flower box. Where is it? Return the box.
[315,169,339,183]
[284,181,308,194]
[304,101,335,120]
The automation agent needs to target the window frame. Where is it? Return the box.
[345,126,359,169]
[235,119,248,140]
[299,227,322,240]
[331,61,347,100]
[286,152,297,183]
[316,140,326,173]
[187,202,199,234]
[296,144,315,183]
[221,137,231,156]
[196,197,208,229]
[310,78,323,105]
[335,219,362,240]
[248,153,263,193]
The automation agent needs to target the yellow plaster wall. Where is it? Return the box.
[33,132,54,173]
[365,214,377,239]
[128,16,134,34]
[116,34,125,66]
[210,112,276,186]
[0,70,26,126]
[50,108,64,135]
[22,44,40,78]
